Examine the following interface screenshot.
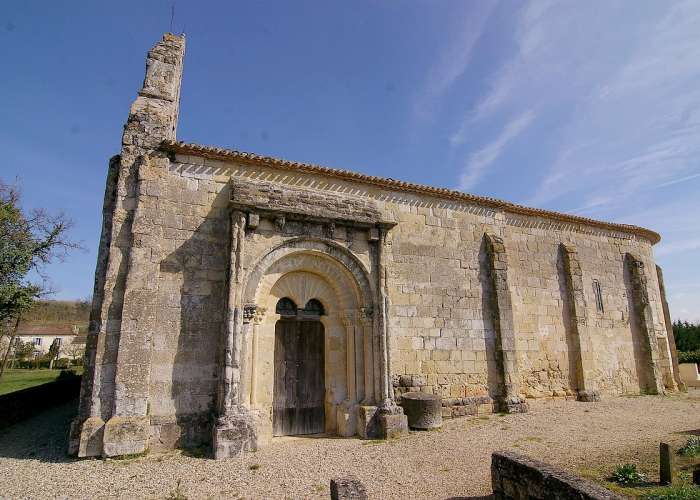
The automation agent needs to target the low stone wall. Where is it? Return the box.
[491,450,622,500]
[0,375,82,429]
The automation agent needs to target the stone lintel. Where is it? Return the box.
[229,178,395,229]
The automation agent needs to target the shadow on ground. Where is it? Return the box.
[446,496,494,500]
[0,399,78,463]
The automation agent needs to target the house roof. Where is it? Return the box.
[161,140,661,245]
[15,324,79,337]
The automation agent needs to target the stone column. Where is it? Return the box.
[213,211,262,458]
[656,265,684,391]
[359,309,375,405]
[560,244,600,402]
[354,310,366,403]
[342,312,358,404]
[484,233,527,413]
[248,307,267,406]
[338,311,359,437]
[625,253,665,395]
[375,226,408,439]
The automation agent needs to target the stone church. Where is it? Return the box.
[70,34,683,459]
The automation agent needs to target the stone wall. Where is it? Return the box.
[491,450,622,499]
[169,156,675,406]
[73,33,679,457]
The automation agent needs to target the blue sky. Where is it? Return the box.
[2,1,699,321]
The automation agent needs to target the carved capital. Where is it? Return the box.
[253,307,267,325]
[242,304,257,324]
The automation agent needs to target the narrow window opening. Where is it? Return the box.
[275,297,298,317]
[592,279,604,313]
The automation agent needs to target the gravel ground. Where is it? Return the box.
[1,392,698,499]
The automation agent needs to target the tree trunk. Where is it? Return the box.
[0,316,21,379]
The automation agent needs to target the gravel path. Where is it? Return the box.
[1,392,698,499]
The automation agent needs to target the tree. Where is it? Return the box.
[0,180,80,378]
[65,342,85,367]
[13,341,35,363]
[673,320,700,352]
[47,338,61,370]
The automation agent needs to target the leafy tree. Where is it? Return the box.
[673,320,700,352]
[13,341,35,362]
[0,180,80,377]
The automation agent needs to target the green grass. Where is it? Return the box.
[0,368,83,396]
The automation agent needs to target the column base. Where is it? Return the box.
[576,390,601,402]
[213,408,268,459]
[337,402,358,437]
[496,396,528,414]
[357,405,380,439]
[69,416,105,457]
[378,401,409,439]
[103,416,150,457]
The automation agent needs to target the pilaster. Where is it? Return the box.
[625,253,665,395]
[656,265,684,391]
[560,244,600,402]
[484,233,527,413]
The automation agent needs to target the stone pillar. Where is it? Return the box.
[375,226,408,438]
[354,310,366,403]
[560,244,600,402]
[213,211,264,458]
[338,311,359,437]
[248,307,267,406]
[625,253,665,395]
[73,33,186,458]
[359,309,375,405]
[656,265,684,391]
[484,233,527,413]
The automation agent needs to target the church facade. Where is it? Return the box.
[70,34,682,459]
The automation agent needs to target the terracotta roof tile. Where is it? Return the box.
[161,140,661,245]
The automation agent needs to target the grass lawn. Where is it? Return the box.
[0,368,83,396]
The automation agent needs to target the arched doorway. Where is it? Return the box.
[273,298,326,436]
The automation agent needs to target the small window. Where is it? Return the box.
[275,297,298,317]
[33,337,42,346]
[592,280,604,313]
[302,299,325,317]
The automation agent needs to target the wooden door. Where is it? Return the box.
[273,319,325,436]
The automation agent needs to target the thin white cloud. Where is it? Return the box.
[413,2,497,122]
[458,109,535,191]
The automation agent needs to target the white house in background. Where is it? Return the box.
[14,323,84,357]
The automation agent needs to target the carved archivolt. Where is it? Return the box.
[243,238,375,312]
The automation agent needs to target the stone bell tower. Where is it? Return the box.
[69,33,186,457]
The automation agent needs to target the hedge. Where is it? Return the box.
[678,351,700,364]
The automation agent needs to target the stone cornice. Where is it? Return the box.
[161,140,661,245]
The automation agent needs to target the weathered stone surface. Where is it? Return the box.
[491,450,623,499]
[357,406,380,439]
[73,32,680,459]
[379,413,408,440]
[400,392,442,430]
[102,416,150,457]
[73,416,105,458]
[330,476,368,500]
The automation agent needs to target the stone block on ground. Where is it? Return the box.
[330,476,368,500]
[400,392,442,430]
